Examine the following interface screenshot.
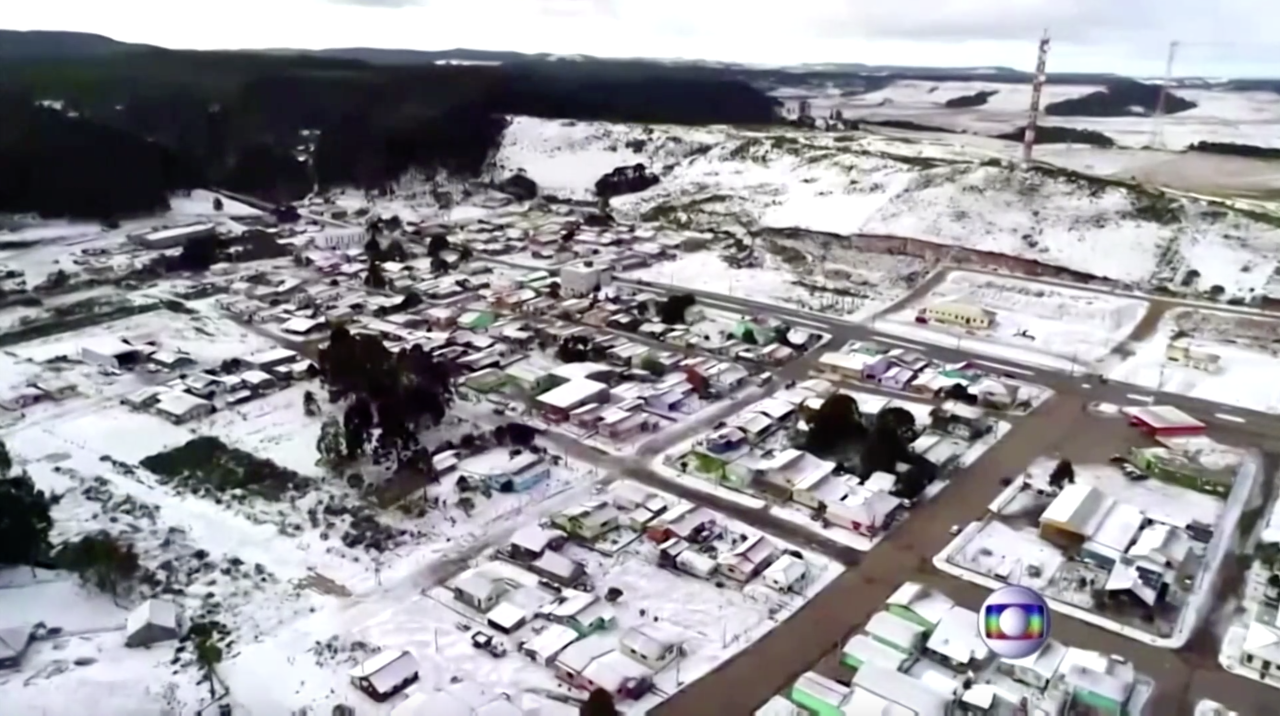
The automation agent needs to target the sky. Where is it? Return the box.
[6,0,1280,77]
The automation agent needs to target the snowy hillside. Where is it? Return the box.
[492,117,1280,291]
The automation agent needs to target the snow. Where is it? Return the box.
[494,117,1280,293]
[946,521,1065,592]
[1025,458,1225,528]
[1108,308,1280,414]
[881,271,1149,367]
[8,309,281,367]
[166,190,261,219]
[804,80,1280,151]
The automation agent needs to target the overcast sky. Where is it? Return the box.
[6,0,1279,77]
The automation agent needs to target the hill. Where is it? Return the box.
[0,30,159,59]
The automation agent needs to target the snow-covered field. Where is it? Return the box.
[493,117,1280,293]
[1024,458,1225,528]
[1108,308,1280,414]
[0,190,262,284]
[799,80,1280,151]
[881,271,1150,367]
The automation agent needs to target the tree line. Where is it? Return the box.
[0,51,779,220]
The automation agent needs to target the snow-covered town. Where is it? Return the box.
[4,30,1280,716]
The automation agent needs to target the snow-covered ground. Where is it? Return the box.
[1108,308,1280,414]
[798,80,1280,151]
[492,117,1280,294]
[880,271,1150,367]
[1025,458,1225,527]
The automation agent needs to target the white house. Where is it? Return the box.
[618,625,682,672]
[761,554,809,594]
[349,649,420,702]
[559,261,612,297]
[80,338,144,370]
[152,391,214,424]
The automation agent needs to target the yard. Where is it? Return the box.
[879,271,1151,371]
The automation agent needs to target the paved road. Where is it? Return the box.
[649,395,1280,716]
[617,278,1280,441]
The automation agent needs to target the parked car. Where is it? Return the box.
[470,632,507,658]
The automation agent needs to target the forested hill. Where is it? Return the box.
[0,44,779,220]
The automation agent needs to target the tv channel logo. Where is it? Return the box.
[979,585,1050,659]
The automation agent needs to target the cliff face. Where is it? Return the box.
[1044,79,1197,117]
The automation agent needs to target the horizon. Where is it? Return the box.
[5,0,1280,79]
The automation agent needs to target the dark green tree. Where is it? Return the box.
[0,472,53,566]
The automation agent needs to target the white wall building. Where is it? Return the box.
[559,261,612,298]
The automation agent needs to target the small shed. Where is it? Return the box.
[1124,405,1206,437]
[125,598,181,648]
[349,649,420,702]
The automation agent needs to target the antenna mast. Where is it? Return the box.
[1022,30,1051,165]
[1150,40,1180,149]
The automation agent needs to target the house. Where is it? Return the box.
[148,350,196,371]
[529,551,587,587]
[1080,502,1146,570]
[1129,444,1237,496]
[884,581,956,632]
[80,338,144,370]
[824,486,902,537]
[1123,405,1206,437]
[460,450,550,493]
[863,610,927,654]
[1239,617,1280,681]
[618,625,683,671]
[755,696,807,716]
[553,502,621,541]
[840,633,915,672]
[548,592,617,635]
[1055,648,1137,716]
[348,649,420,702]
[243,347,299,371]
[717,534,779,582]
[457,310,497,331]
[125,598,180,648]
[999,637,1068,689]
[153,391,214,424]
[553,633,616,689]
[1165,342,1222,373]
[505,525,567,563]
[452,573,507,612]
[536,379,610,422]
[791,472,850,511]
[851,663,952,716]
[129,222,217,249]
[521,624,581,666]
[560,261,611,297]
[929,400,991,440]
[464,368,508,393]
[761,554,809,594]
[655,538,718,580]
[504,363,554,395]
[920,301,994,329]
[579,650,654,700]
[789,671,850,716]
[1039,484,1112,548]
[0,625,33,670]
[923,605,989,669]
[487,601,533,634]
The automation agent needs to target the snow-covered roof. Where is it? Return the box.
[924,606,988,665]
[885,582,955,628]
[864,611,926,650]
[554,633,614,673]
[619,624,682,662]
[509,525,563,554]
[460,449,542,477]
[125,599,178,635]
[487,601,529,631]
[523,624,579,663]
[793,671,848,706]
[842,634,912,672]
[762,555,808,589]
[1040,483,1112,535]
[851,664,951,716]
[153,391,211,417]
[81,337,138,358]
[581,649,652,692]
[536,378,608,410]
[1087,502,1146,553]
[348,650,419,695]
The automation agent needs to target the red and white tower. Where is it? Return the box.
[1021,30,1051,164]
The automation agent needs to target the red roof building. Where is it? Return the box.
[1123,405,1206,437]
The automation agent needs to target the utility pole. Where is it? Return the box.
[1021,30,1052,165]
[1150,41,1180,149]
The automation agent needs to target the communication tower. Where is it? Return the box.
[1150,41,1180,149]
[1021,30,1051,164]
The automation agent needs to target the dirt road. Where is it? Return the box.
[653,395,1280,716]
